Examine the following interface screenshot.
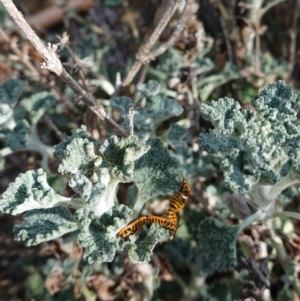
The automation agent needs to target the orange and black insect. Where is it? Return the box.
[167,179,191,213]
[162,179,191,236]
[162,209,177,221]
[146,215,178,233]
[117,216,148,238]
[117,179,191,239]
[117,215,177,238]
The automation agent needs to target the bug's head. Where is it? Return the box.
[179,179,192,197]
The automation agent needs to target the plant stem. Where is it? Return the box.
[122,0,181,87]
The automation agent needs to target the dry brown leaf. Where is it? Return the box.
[45,270,65,296]
[0,62,13,83]
[91,274,117,301]
[239,227,261,260]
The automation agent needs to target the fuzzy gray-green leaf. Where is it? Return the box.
[0,169,71,215]
[99,135,150,182]
[134,138,181,207]
[13,207,78,246]
[125,223,171,264]
[0,79,27,105]
[76,205,132,265]
[197,217,240,272]
[0,119,30,150]
[22,91,56,124]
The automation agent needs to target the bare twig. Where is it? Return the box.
[268,224,300,298]
[1,0,128,137]
[219,14,234,64]
[239,0,288,75]
[259,0,288,19]
[287,0,300,83]
[136,0,181,61]
[44,115,63,139]
[0,28,40,79]
[122,0,182,87]
[127,104,135,136]
[60,68,128,137]
[122,60,143,88]
[149,0,191,59]
[255,22,261,74]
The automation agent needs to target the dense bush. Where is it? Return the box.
[0,0,299,300]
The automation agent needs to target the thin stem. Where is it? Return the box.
[44,114,63,139]
[259,0,289,19]
[0,28,39,79]
[268,224,290,263]
[268,222,300,298]
[219,14,234,64]
[137,0,180,59]
[238,209,264,231]
[268,169,300,201]
[292,264,300,298]
[272,211,300,221]
[59,68,128,137]
[127,104,135,136]
[122,0,181,87]
[255,21,261,74]
[25,126,54,173]
[149,0,191,59]
[58,197,86,210]
[122,61,143,88]
[286,0,300,83]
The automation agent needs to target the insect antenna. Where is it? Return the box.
[186,172,202,181]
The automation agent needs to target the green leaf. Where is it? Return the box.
[76,205,132,265]
[195,57,214,75]
[100,0,122,6]
[125,223,171,263]
[22,91,56,124]
[166,124,191,149]
[185,209,206,240]
[54,125,96,158]
[164,238,194,263]
[110,96,132,116]
[13,207,78,246]
[68,165,118,216]
[0,79,27,105]
[198,62,239,102]
[136,80,161,98]
[0,80,30,152]
[199,131,239,154]
[58,137,102,177]
[0,119,30,150]
[134,138,182,211]
[155,49,184,77]
[69,173,107,207]
[42,258,62,275]
[99,135,151,182]
[0,103,13,124]
[197,217,240,272]
[198,81,300,197]
[27,272,47,299]
[111,81,183,137]
[56,128,152,216]
[0,169,72,215]
[136,81,183,132]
